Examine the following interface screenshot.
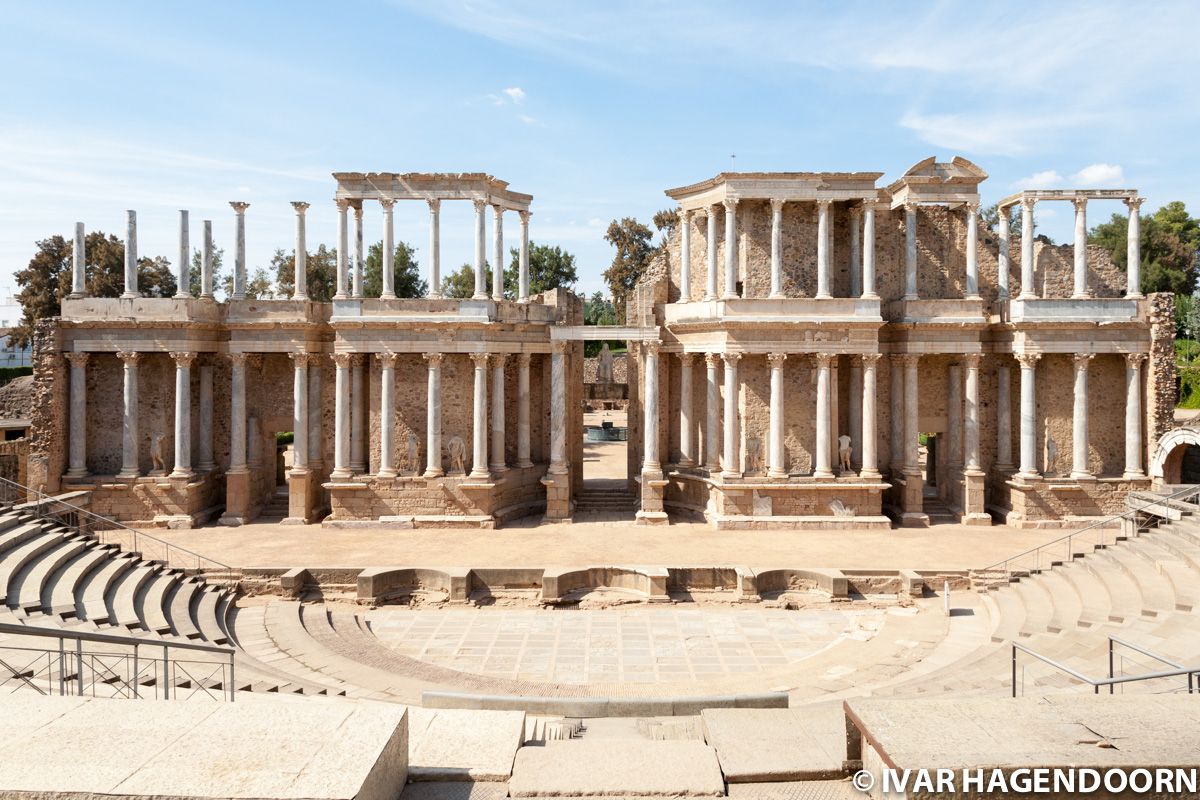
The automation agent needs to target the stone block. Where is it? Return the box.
[408,708,525,782]
[508,739,725,797]
[701,706,848,782]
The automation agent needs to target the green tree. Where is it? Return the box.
[1089,201,1200,295]
[272,244,339,302]
[582,291,620,356]
[138,255,177,298]
[219,267,275,300]
[602,217,656,323]
[189,245,226,298]
[441,262,490,299]
[980,203,1022,237]
[363,240,427,298]
[504,242,578,298]
[652,208,679,242]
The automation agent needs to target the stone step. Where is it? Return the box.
[107,562,162,630]
[1056,561,1111,627]
[44,543,111,617]
[12,536,89,613]
[1122,538,1198,611]
[1032,568,1084,632]
[986,585,1026,643]
[76,552,138,624]
[0,531,69,603]
[192,586,230,645]
[165,579,204,640]
[1010,577,1055,637]
[1096,547,1174,618]
[1147,529,1200,572]
[0,521,45,557]
[1079,554,1143,623]
[137,570,180,634]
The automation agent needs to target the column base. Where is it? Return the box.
[423,468,445,478]
[120,292,140,299]
[117,470,140,480]
[902,293,918,301]
[197,462,215,473]
[1070,471,1096,481]
[814,292,832,300]
[721,470,741,479]
[766,469,788,479]
[468,469,490,480]
[471,293,488,300]
[768,293,786,300]
[860,469,881,480]
[515,460,534,469]
[489,464,508,474]
[1016,470,1041,482]
[1126,293,1144,299]
[377,469,398,479]
[330,468,353,480]
[168,469,193,480]
[812,469,835,480]
[861,292,879,299]
[635,511,670,526]
[65,468,89,480]
[1071,293,1093,300]
[1123,470,1147,480]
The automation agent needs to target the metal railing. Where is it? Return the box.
[0,621,236,701]
[0,476,238,586]
[1012,639,1199,697]
[976,484,1200,586]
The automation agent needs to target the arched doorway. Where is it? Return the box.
[1150,427,1200,486]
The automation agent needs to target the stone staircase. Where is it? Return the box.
[573,480,639,519]
[259,486,290,520]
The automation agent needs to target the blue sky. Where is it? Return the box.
[1,1,1198,299]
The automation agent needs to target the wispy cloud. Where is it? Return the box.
[1071,163,1125,187]
[1012,170,1065,190]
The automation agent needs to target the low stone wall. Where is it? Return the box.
[1005,476,1151,528]
[666,472,888,528]
[83,472,224,527]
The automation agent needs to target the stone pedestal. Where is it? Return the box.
[541,473,572,522]
[961,470,991,526]
[219,469,251,526]
[283,469,316,525]
[635,473,669,526]
[898,474,928,527]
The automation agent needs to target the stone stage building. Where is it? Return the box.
[27,160,1173,530]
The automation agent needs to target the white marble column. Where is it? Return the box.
[829,359,840,468]
[231,202,248,300]
[176,210,189,298]
[1072,197,1090,298]
[704,353,720,470]
[352,203,364,299]
[767,353,787,478]
[169,352,195,478]
[380,199,396,299]
[117,351,140,477]
[964,354,981,471]
[1125,353,1147,478]
[849,205,862,299]
[769,199,784,298]
[862,203,877,298]
[996,362,1013,471]
[704,209,718,301]
[965,202,980,299]
[65,353,89,478]
[228,354,249,474]
[549,343,568,475]
[678,353,695,467]
[335,199,349,299]
[1071,353,1094,479]
[518,210,531,303]
[307,355,322,470]
[377,353,397,477]
[1125,197,1144,298]
[861,354,881,478]
[469,353,490,478]
[947,363,962,468]
[1017,353,1040,478]
[201,220,214,299]
[848,358,862,468]
[721,352,741,477]
[816,200,832,299]
[69,222,86,299]
[290,353,309,473]
[903,202,918,300]
[997,205,1011,299]
[197,362,213,472]
[331,354,352,479]
[492,205,505,301]
[350,355,366,473]
[814,353,834,478]
[472,199,488,300]
[722,199,739,299]
[428,199,442,298]
[889,356,904,472]
[291,202,309,300]
[679,208,692,302]
[516,353,532,467]
[903,355,920,472]
[1020,198,1036,299]
[490,354,508,472]
[423,353,445,477]
[642,343,661,472]
[122,210,139,299]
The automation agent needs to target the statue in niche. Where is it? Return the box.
[745,436,763,474]
[1044,432,1059,476]
[447,436,467,475]
[150,432,167,475]
[597,343,614,383]
[406,434,420,474]
[838,434,853,475]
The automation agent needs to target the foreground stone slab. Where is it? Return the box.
[409,708,526,781]
[0,694,407,800]
[399,783,509,800]
[702,704,848,782]
[507,739,725,797]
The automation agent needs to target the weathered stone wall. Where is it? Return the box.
[1148,292,1177,446]
[28,319,65,493]
[583,354,628,384]
[0,375,32,422]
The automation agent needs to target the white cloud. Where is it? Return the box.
[1012,170,1064,190]
[1071,163,1125,187]
[503,87,525,104]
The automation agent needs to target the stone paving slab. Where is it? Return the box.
[399,781,510,800]
[508,739,726,797]
[701,704,848,782]
[409,708,526,781]
[725,780,860,799]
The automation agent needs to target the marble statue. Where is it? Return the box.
[745,436,763,474]
[447,436,466,475]
[838,434,853,474]
[1045,433,1059,475]
[406,433,420,474]
[150,432,167,474]
[597,343,614,383]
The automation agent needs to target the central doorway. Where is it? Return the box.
[578,338,636,520]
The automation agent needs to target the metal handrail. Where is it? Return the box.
[1012,642,1198,697]
[1108,636,1193,693]
[0,621,231,655]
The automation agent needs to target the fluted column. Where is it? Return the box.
[849,205,862,299]
[860,354,881,478]
[169,352,195,478]
[117,351,140,477]
[65,353,89,478]
[331,354,352,479]
[816,200,832,299]
[350,355,366,474]
[307,356,322,470]
[678,353,695,466]
[996,361,1013,471]
[889,356,904,472]
[947,363,962,468]
[767,353,787,478]
[492,205,505,301]
[1019,198,1036,298]
[291,202,309,300]
[964,354,981,472]
[230,202,248,299]
[769,199,784,298]
[290,353,309,474]
[469,353,490,478]
[1125,353,1147,478]
[704,208,718,301]
[423,353,445,477]
[997,205,1011,299]
[472,199,488,299]
[518,210,531,303]
[549,343,568,475]
[848,358,862,469]
[903,355,920,473]
[228,353,249,474]
[1071,353,1094,479]
[516,353,532,467]
[490,354,508,472]
[704,353,720,470]
[335,199,349,299]
[814,353,834,478]
[722,199,739,299]
[352,202,364,299]
[380,199,396,299]
[377,353,397,477]
[862,202,877,298]
[679,208,692,302]
[1072,197,1090,298]
[965,201,980,299]
[69,222,86,299]
[176,210,189,298]
[122,210,139,298]
[428,199,442,298]
[721,353,741,477]
[1125,197,1143,298]
[642,344,661,472]
[903,202,918,300]
[1017,353,1040,478]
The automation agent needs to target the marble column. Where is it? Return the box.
[377,353,397,477]
[518,210,531,303]
[117,351,140,477]
[380,199,396,299]
[197,362,213,472]
[721,352,741,477]
[814,353,834,478]
[722,199,739,299]
[1125,197,1144,298]
[849,205,862,299]
[490,354,508,472]
[291,202,309,300]
[352,202,364,299]
[964,354,981,471]
[228,353,249,474]
[428,199,442,298]
[516,353,532,467]
[307,355,322,470]
[423,353,445,477]
[860,354,881,478]
[816,200,832,299]
[472,199,488,300]
[1017,353,1040,478]
[1019,198,1036,298]
[1071,353,1094,479]
[704,353,720,471]
[290,353,309,473]
[947,363,962,468]
[997,205,1011,299]
[678,353,695,467]
[350,355,366,474]
[469,353,490,478]
[769,199,784,298]
[903,355,920,473]
[69,222,86,299]
[996,362,1013,471]
[889,356,904,472]
[829,359,840,468]
[965,201,980,299]
[848,358,862,469]
[176,210,189,298]
[335,199,349,299]
[169,352,195,478]
[231,202,248,300]
[492,205,505,301]
[1072,197,1090,298]
[65,353,89,478]
[679,208,692,302]
[862,203,877,298]
[903,202,918,300]
[642,344,661,472]
[122,210,139,299]
[549,343,568,475]
[704,208,718,301]
[331,354,352,479]
[767,353,787,478]
[1125,353,1147,478]
[201,220,214,299]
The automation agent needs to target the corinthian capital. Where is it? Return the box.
[1016,352,1041,369]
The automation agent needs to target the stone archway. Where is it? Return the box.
[1150,426,1200,486]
